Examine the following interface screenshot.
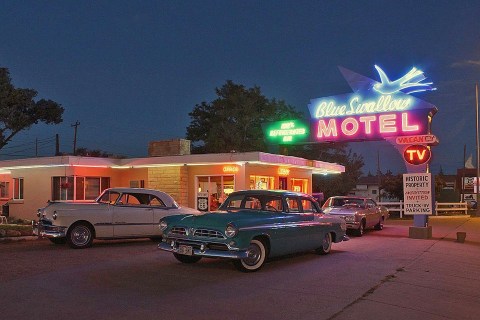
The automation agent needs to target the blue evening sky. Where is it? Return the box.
[1,0,479,175]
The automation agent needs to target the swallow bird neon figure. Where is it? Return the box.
[373,65,436,95]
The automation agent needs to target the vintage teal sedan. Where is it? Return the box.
[158,190,348,272]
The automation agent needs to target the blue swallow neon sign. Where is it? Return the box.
[307,65,438,142]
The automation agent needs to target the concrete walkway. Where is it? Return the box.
[335,216,480,320]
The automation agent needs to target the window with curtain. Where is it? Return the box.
[52,176,110,201]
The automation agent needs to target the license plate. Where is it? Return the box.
[178,245,193,256]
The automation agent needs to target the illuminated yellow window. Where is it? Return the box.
[249,175,275,190]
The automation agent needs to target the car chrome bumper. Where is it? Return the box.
[158,240,249,259]
[346,221,360,229]
[32,221,67,238]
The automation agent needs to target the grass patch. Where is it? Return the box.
[0,224,34,237]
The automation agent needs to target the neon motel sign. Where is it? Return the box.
[307,66,437,143]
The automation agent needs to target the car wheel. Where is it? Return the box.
[66,222,94,249]
[374,217,384,230]
[355,220,365,237]
[49,238,66,245]
[315,232,332,255]
[233,239,267,272]
[173,253,202,264]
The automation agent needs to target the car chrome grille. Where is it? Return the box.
[193,229,225,239]
[170,227,187,235]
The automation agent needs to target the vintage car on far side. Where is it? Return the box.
[322,196,389,236]
[158,190,349,272]
[33,188,200,249]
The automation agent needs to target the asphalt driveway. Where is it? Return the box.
[1,217,479,320]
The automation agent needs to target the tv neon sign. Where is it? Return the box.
[307,66,437,143]
[403,145,431,165]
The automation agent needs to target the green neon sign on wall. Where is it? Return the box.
[264,119,309,144]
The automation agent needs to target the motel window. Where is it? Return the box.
[52,176,110,201]
[291,178,308,193]
[0,181,9,199]
[129,180,145,188]
[301,198,320,213]
[13,178,24,200]
[286,197,300,213]
[250,175,275,190]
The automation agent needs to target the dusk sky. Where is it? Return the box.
[1,1,480,175]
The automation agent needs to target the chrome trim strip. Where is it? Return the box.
[239,221,333,231]
[94,222,157,226]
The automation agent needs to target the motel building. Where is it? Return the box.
[0,139,345,220]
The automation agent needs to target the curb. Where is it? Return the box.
[0,236,39,243]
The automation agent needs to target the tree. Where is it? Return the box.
[380,171,404,200]
[0,68,64,150]
[186,80,365,196]
[311,147,365,199]
[186,80,303,153]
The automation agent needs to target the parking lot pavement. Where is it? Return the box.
[335,216,480,320]
[0,216,479,320]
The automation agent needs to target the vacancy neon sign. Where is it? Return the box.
[307,66,437,143]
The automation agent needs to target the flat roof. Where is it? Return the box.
[0,152,345,175]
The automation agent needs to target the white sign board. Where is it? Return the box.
[403,173,433,215]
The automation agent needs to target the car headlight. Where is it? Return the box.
[344,215,355,222]
[37,209,42,218]
[225,223,238,238]
[52,211,58,220]
[159,220,168,231]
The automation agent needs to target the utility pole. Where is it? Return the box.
[475,83,479,217]
[377,150,381,202]
[55,134,60,156]
[71,121,80,156]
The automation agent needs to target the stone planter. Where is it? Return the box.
[456,231,467,243]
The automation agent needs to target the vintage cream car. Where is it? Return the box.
[33,188,200,249]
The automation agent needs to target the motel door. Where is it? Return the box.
[196,175,235,211]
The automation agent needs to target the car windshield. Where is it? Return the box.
[331,198,365,208]
[220,194,283,212]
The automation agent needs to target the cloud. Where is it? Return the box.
[451,60,480,68]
